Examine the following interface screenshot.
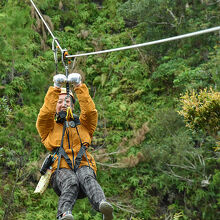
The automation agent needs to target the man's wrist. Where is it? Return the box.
[74,83,82,88]
[54,83,61,88]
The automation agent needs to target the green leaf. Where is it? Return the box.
[64,26,75,33]
[101,73,107,87]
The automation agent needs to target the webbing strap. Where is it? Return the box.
[74,145,86,171]
[57,147,73,171]
[55,120,90,173]
[56,122,73,173]
[67,129,74,168]
[74,126,90,171]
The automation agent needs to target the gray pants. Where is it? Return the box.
[51,166,106,218]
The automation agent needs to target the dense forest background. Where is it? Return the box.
[0,0,219,219]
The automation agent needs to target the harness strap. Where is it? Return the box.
[74,126,90,171]
[55,117,91,173]
[74,145,86,171]
[57,147,73,171]
[56,122,73,173]
[67,129,74,168]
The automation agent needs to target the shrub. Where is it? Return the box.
[0,97,11,125]
[178,88,220,137]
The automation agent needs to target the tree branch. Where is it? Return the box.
[96,161,123,168]
[110,201,140,214]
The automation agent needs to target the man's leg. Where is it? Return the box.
[51,168,79,218]
[76,166,113,219]
[76,166,105,210]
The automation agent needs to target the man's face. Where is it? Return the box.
[56,94,73,113]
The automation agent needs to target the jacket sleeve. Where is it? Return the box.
[36,86,61,142]
[74,84,98,137]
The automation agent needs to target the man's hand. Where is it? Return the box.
[53,74,67,88]
[68,73,82,86]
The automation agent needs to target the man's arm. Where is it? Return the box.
[74,84,98,137]
[36,86,61,142]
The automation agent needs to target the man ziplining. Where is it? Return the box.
[30,0,114,218]
[29,0,220,219]
[36,73,114,220]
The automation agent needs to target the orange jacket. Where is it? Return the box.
[36,84,97,174]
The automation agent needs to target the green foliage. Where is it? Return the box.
[178,88,220,136]
[141,108,219,219]
[152,58,189,91]
[0,97,11,125]
[0,0,219,219]
[203,45,220,90]
[173,67,212,91]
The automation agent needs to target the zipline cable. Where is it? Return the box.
[29,0,220,60]
[30,0,73,100]
[66,26,220,58]
[29,0,63,53]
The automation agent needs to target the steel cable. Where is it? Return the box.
[66,26,220,58]
[29,0,220,59]
[29,0,63,52]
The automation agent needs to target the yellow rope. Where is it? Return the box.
[66,107,73,121]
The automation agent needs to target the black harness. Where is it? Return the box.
[54,111,91,173]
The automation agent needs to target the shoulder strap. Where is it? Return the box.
[56,122,73,173]
[74,126,90,171]
[55,118,91,173]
